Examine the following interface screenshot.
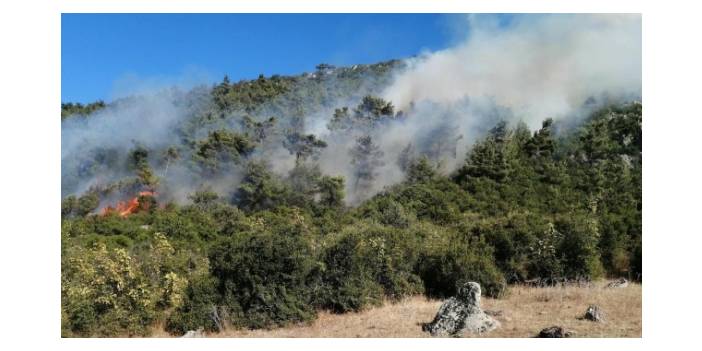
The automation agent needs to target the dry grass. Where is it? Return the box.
[479,282,641,338]
[158,281,641,338]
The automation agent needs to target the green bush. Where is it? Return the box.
[233,161,292,213]
[356,197,415,228]
[208,230,319,329]
[150,206,218,244]
[555,214,604,279]
[370,178,469,225]
[417,225,505,298]
[319,223,423,313]
[470,213,564,282]
[61,243,156,337]
[165,275,220,334]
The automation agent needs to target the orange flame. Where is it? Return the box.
[100,191,155,217]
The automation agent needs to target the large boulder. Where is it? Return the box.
[422,281,500,337]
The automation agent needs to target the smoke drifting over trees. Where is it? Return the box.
[62,14,641,208]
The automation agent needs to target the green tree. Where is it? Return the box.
[233,161,289,212]
[62,195,78,218]
[195,129,256,174]
[555,214,604,279]
[318,175,346,209]
[405,156,438,184]
[283,132,327,164]
[328,96,396,133]
[188,189,220,211]
[350,135,385,195]
[76,192,100,217]
[160,146,180,177]
[456,120,513,184]
[286,163,323,208]
[241,116,277,143]
[525,118,555,158]
[129,145,159,188]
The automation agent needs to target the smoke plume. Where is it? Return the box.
[62,14,642,208]
[311,14,641,203]
[382,14,642,128]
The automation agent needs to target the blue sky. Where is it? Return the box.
[62,14,465,103]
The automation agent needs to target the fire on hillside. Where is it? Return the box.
[100,191,155,217]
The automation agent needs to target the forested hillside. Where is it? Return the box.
[61,60,641,337]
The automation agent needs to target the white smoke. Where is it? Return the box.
[381,14,642,128]
[313,14,641,203]
[61,89,190,196]
[62,14,642,207]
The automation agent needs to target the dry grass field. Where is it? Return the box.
[157,280,640,338]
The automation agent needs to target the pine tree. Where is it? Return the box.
[283,132,327,164]
[350,135,385,195]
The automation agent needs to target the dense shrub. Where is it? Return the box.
[416,225,506,298]
[469,213,564,282]
[366,178,469,225]
[208,230,319,328]
[165,275,219,334]
[61,232,201,337]
[555,214,605,279]
[233,161,292,213]
[61,243,156,337]
[356,197,415,228]
[319,223,424,312]
[150,206,218,244]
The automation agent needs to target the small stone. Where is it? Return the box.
[584,304,604,322]
[605,278,629,289]
[181,328,205,338]
[538,326,571,338]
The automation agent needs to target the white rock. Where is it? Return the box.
[422,282,500,337]
[181,328,205,338]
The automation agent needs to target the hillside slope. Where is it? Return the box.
[61,58,641,337]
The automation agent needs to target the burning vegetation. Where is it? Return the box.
[99,191,155,217]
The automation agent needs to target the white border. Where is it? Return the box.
[57,0,643,14]
[3,0,702,350]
